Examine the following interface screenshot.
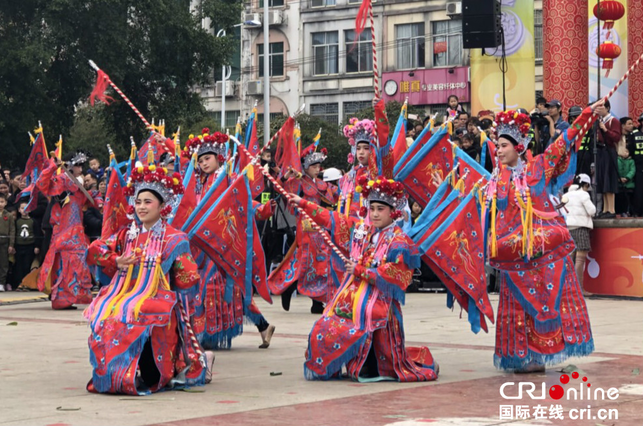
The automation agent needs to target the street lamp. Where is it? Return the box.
[217,20,261,131]
[263,0,270,146]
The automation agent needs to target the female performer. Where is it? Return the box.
[85,159,213,394]
[36,151,95,309]
[183,130,275,349]
[484,101,602,373]
[290,176,438,382]
[269,145,339,313]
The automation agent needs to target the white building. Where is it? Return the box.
[197,0,545,127]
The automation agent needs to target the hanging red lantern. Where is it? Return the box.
[596,41,622,77]
[593,0,625,30]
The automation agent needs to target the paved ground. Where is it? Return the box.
[0,291,642,426]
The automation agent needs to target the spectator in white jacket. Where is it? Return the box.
[562,174,596,296]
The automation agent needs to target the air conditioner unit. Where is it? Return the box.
[247,80,263,96]
[244,13,262,26]
[446,0,462,16]
[215,81,236,98]
[268,10,284,26]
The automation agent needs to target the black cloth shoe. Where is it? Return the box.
[602,212,616,219]
[281,284,296,311]
[310,300,325,314]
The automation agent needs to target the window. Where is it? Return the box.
[207,111,241,129]
[348,0,362,3]
[311,103,339,125]
[534,10,543,63]
[259,0,284,7]
[258,42,284,77]
[312,32,339,75]
[343,101,371,122]
[345,29,373,73]
[312,0,336,7]
[396,23,425,70]
[258,113,286,125]
[432,20,462,67]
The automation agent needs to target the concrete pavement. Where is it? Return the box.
[0,292,642,426]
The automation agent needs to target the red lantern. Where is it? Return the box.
[593,0,625,30]
[596,41,622,77]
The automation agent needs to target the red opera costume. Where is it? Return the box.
[300,178,437,382]
[84,160,208,395]
[484,109,596,370]
[268,146,340,304]
[35,155,94,309]
[543,0,588,113]
[180,129,273,349]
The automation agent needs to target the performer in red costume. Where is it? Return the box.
[85,157,213,395]
[269,144,340,313]
[35,150,95,309]
[290,176,438,382]
[182,129,275,349]
[483,100,603,373]
[337,118,377,218]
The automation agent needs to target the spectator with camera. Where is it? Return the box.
[530,96,548,154]
[541,99,570,150]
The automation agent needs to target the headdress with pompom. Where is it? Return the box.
[495,110,532,154]
[354,175,407,220]
[123,151,184,219]
[182,127,228,164]
[301,143,328,170]
[343,118,375,164]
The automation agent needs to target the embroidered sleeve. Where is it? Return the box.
[538,107,597,183]
[354,252,412,304]
[284,176,301,194]
[172,252,200,290]
[297,198,354,252]
[87,232,121,278]
[35,158,78,196]
[253,200,273,221]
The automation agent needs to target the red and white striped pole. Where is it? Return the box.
[89,60,153,130]
[229,136,349,263]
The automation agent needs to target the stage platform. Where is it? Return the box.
[584,218,643,298]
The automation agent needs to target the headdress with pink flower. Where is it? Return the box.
[123,160,184,218]
[182,127,228,164]
[354,175,407,220]
[495,110,532,154]
[343,118,375,164]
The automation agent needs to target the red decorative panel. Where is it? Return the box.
[628,0,643,117]
[543,0,589,116]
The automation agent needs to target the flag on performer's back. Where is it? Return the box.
[170,153,202,229]
[373,99,393,178]
[274,117,300,179]
[23,130,49,211]
[101,155,128,240]
[391,100,408,164]
[236,107,259,172]
[23,131,48,187]
[413,189,494,334]
[185,169,271,305]
[453,147,491,194]
[394,126,454,207]
[137,132,175,164]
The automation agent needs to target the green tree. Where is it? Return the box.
[0,0,242,168]
[66,105,120,165]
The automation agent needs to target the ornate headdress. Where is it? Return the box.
[355,175,407,219]
[66,150,90,167]
[301,144,328,170]
[495,110,532,154]
[343,118,375,164]
[123,157,184,218]
[182,128,228,162]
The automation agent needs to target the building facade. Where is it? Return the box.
[198,0,545,128]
